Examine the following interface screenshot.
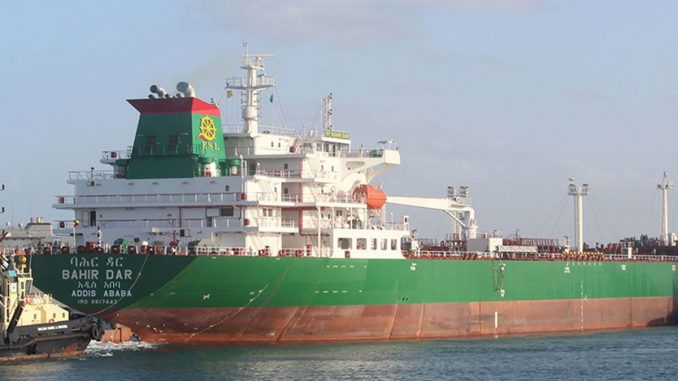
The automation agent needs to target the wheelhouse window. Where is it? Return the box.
[145,135,156,154]
[357,238,367,250]
[168,134,179,153]
[391,239,398,250]
[338,238,352,250]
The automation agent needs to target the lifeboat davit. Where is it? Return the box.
[353,184,387,209]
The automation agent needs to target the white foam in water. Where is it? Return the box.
[85,340,160,358]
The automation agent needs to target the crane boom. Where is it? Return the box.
[386,195,478,239]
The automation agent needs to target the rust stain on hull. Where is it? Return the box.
[105,297,676,344]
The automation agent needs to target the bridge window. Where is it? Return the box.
[391,239,398,250]
[357,238,366,250]
[145,135,156,154]
[371,239,377,250]
[381,239,388,250]
[338,238,352,250]
[168,134,179,152]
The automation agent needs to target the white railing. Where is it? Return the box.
[55,191,371,208]
[602,254,678,262]
[101,149,131,161]
[72,216,297,230]
[405,250,678,262]
[93,218,241,229]
[254,169,302,178]
[55,192,246,207]
[67,170,115,181]
[342,149,385,158]
[251,218,297,228]
[180,245,330,257]
[282,194,302,202]
[280,193,365,205]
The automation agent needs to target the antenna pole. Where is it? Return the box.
[322,93,333,132]
[658,173,673,246]
[225,45,275,136]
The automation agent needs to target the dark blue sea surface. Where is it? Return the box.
[2,327,677,380]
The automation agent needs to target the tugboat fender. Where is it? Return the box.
[90,324,103,341]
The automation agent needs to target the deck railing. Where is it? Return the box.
[55,191,369,207]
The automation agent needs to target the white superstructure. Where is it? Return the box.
[54,51,478,259]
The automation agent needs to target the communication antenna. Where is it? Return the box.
[225,44,275,136]
[657,172,673,246]
[322,93,333,132]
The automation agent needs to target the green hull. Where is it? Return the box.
[30,255,678,342]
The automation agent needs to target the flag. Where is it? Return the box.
[73,219,80,227]
[226,90,234,98]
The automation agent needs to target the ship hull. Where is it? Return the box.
[30,255,678,343]
[102,296,675,343]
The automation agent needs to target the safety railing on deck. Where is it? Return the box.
[101,149,132,161]
[55,192,247,207]
[405,250,678,262]
[34,245,332,257]
[55,191,370,207]
[18,244,678,263]
[67,170,115,182]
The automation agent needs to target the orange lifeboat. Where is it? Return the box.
[353,184,386,209]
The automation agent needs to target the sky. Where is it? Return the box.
[1,0,678,246]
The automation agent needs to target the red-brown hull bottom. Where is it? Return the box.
[102,297,676,344]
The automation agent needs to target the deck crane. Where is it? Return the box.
[387,186,478,241]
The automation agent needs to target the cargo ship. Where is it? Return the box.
[29,49,678,343]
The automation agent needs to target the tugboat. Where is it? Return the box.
[0,232,102,361]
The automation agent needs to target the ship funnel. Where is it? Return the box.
[177,81,196,98]
[149,85,167,99]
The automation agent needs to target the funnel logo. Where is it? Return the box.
[197,116,217,142]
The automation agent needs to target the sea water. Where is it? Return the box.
[1,327,677,381]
